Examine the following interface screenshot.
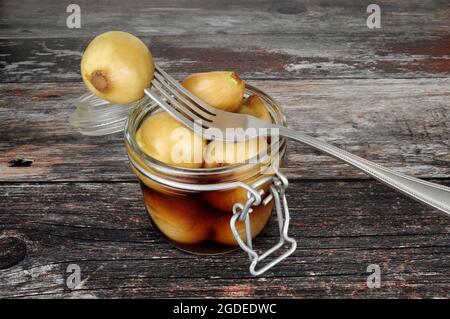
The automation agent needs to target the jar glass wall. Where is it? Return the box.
[124,85,287,254]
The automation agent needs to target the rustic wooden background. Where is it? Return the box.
[0,0,449,298]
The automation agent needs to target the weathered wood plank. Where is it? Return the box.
[1,0,449,82]
[1,0,449,38]
[0,80,448,182]
[0,180,448,298]
[2,32,450,82]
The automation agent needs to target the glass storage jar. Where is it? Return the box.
[124,85,297,275]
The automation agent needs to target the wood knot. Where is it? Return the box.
[0,237,27,269]
[8,158,33,167]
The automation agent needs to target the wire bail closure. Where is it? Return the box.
[230,168,297,276]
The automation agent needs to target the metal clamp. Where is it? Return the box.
[230,169,297,276]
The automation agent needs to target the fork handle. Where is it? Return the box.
[279,127,450,216]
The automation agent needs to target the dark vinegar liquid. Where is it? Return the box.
[140,182,273,254]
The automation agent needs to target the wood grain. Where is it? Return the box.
[1,1,449,82]
[1,0,448,37]
[2,34,450,82]
[0,80,448,182]
[0,180,448,298]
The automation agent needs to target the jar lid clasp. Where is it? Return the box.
[230,169,297,276]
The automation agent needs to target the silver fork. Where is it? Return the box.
[144,65,450,216]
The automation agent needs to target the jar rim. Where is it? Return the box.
[124,84,288,185]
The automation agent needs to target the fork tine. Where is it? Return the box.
[153,72,215,122]
[155,66,218,115]
[152,78,213,126]
[143,88,202,134]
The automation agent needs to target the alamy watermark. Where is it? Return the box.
[366,4,381,29]
[66,4,81,29]
[66,263,81,289]
[366,264,381,288]
[167,120,281,175]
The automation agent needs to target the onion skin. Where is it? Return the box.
[212,199,273,245]
[202,138,269,212]
[203,178,271,212]
[182,71,245,112]
[239,95,272,123]
[136,112,206,168]
[81,31,154,104]
[143,188,213,244]
[203,137,268,168]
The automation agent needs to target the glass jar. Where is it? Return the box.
[124,85,296,266]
